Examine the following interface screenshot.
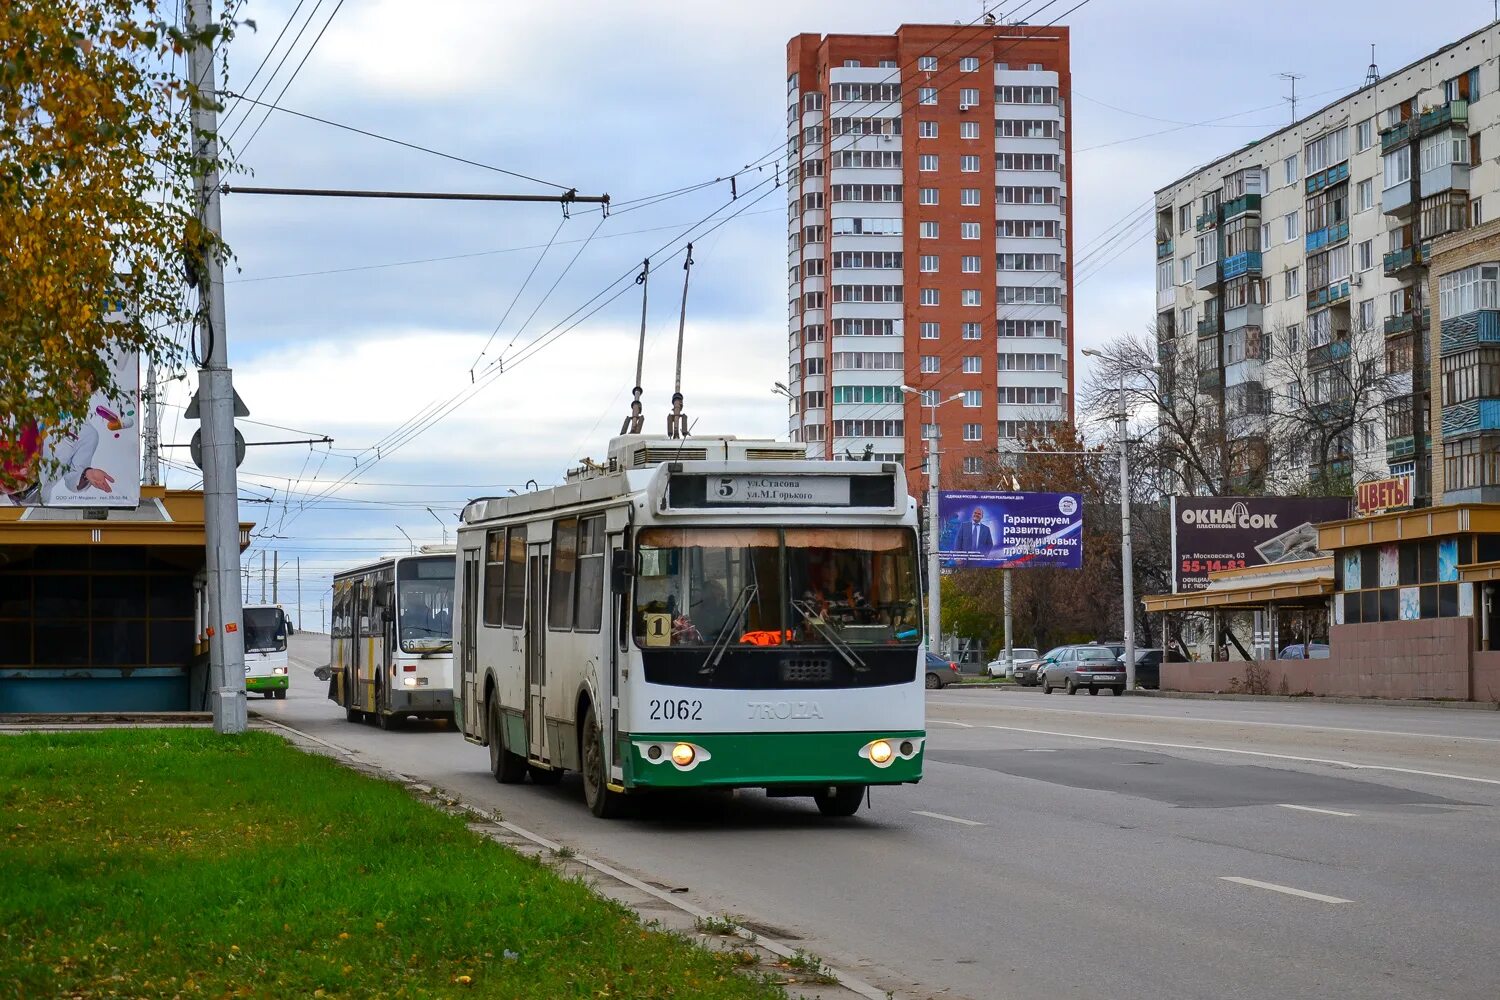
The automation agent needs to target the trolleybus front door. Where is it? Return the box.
[460,548,482,735]
[526,553,548,762]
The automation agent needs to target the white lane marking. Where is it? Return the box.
[1021,748,1057,752]
[1219,876,1352,904]
[1278,803,1358,818]
[928,698,1500,744]
[911,810,985,827]
[981,724,1500,787]
[929,719,974,728]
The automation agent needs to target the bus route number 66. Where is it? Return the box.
[649,699,703,721]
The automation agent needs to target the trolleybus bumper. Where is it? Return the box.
[245,675,288,693]
[388,688,453,716]
[620,730,924,789]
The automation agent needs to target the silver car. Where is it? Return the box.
[1039,645,1126,695]
[985,647,1039,678]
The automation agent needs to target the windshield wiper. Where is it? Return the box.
[789,599,867,672]
[700,584,758,676]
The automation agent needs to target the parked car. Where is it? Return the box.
[985,647,1040,678]
[1012,658,1045,686]
[1089,641,1127,661]
[1038,645,1126,695]
[1278,642,1330,659]
[1119,648,1163,689]
[925,651,961,689]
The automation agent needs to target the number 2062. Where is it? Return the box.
[649,699,702,721]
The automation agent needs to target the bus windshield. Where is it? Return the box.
[398,557,455,654]
[243,606,287,653]
[632,526,920,649]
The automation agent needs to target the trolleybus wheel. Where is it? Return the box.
[488,696,527,784]
[582,705,628,819]
[378,711,403,731]
[528,764,563,785]
[814,785,865,817]
[345,707,362,723]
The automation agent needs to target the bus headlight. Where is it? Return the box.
[868,740,893,765]
[634,741,712,772]
[670,743,696,767]
[402,676,418,687]
[860,737,924,768]
[272,667,287,676]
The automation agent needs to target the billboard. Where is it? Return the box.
[1356,475,1413,516]
[938,490,1083,569]
[0,345,141,509]
[1170,495,1352,592]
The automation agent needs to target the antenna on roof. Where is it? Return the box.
[620,258,649,435]
[1278,72,1305,123]
[1364,44,1379,87]
[667,244,694,440]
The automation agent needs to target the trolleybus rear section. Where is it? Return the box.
[453,434,926,818]
[328,548,455,727]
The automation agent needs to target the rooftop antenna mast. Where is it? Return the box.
[1364,44,1380,86]
[667,244,694,439]
[620,258,649,434]
[1278,72,1305,124]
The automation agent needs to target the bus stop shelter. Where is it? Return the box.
[1141,557,1334,663]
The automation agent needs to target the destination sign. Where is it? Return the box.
[704,475,851,506]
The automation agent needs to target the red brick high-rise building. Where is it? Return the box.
[785,24,1073,491]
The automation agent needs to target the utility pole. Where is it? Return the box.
[272,550,279,604]
[143,358,159,487]
[320,596,326,634]
[296,556,302,631]
[903,386,962,655]
[1084,349,1137,689]
[1003,568,1014,674]
[187,0,246,733]
[260,550,266,604]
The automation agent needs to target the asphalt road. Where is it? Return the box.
[267,634,1500,1000]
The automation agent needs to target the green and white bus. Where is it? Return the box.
[453,434,926,818]
[243,604,289,698]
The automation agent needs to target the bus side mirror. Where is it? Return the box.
[611,549,633,595]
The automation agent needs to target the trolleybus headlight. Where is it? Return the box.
[647,745,663,761]
[868,739,893,765]
[402,676,418,688]
[272,667,287,676]
[899,740,915,757]
[670,743,696,767]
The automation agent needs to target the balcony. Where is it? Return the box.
[1195,259,1221,290]
[1385,312,1414,336]
[1224,302,1262,332]
[1383,243,1427,276]
[1195,210,1218,232]
[1443,400,1500,437]
[1382,178,1415,217]
[1197,315,1220,337]
[1221,193,1261,220]
[1305,221,1350,252]
[1380,118,1412,151]
[1198,368,1223,392]
[1304,162,1349,195]
[1327,279,1351,305]
[1421,161,1471,198]
[1156,238,1174,259]
[1439,309,1500,355]
[1307,286,1329,309]
[1387,435,1416,461]
[1418,99,1468,136]
[1220,251,1262,280]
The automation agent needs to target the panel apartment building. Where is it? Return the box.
[785,24,1073,489]
[1154,23,1500,499]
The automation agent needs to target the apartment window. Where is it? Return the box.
[960,121,979,140]
[919,154,938,172]
[1438,263,1500,318]
[879,59,897,69]
[1391,288,1409,315]
[1304,128,1348,173]
[961,221,981,240]
[960,155,981,172]
[919,254,939,272]
[1283,154,1299,185]
[1260,222,1271,251]
[1180,305,1194,333]
[1383,146,1411,188]
[962,456,983,475]
[961,255,981,273]
[1359,298,1376,331]
[804,357,825,375]
[1179,204,1191,234]
[962,289,982,306]
[963,423,983,441]
[1357,239,1374,271]
[920,389,939,408]
[920,221,939,239]
[963,357,982,374]
[920,187,939,205]
[920,355,940,373]
[1284,267,1300,297]
[1284,211,1299,242]
[1180,256,1193,283]
[843,60,860,68]
[1196,232,1218,267]
[920,288,939,306]
[920,321,940,340]
[1356,118,1374,151]
[960,188,981,206]
[962,322,982,340]
[1475,197,1485,227]
[1285,323,1301,354]
[1352,178,1373,213]
[918,55,937,71]
[959,88,980,109]
[962,390,983,407]
[919,120,938,139]
[960,56,979,72]
[919,87,937,105]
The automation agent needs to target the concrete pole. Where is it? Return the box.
[1118,374,1137,689]
[188,0,246,733]
[1003,567,1014,675]
[927,414,941,655]
[296,557,302,631]
[143,357,159,487]
[272,550,278,604]
[260,550,266,604]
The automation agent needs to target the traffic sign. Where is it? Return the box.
[184,387,249,419]
[189,428,246,469]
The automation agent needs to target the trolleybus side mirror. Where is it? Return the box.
[611,549,633,595]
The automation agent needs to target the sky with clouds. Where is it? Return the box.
[161,0,1496,621]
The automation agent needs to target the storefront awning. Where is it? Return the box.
[1458,559,1500,583]
[1142,557,1333,613]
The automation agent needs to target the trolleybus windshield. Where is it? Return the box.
[243,606,287,653]
[632,526,920,649]
[397,557,454,654]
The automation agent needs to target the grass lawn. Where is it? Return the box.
[0,729,787,999]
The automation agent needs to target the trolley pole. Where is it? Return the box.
[187,0,246,733]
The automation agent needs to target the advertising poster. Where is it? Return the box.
[1170,496,1352,591]
[937,490,1083,569]
[0,345,141,509]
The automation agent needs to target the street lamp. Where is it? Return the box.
[901,385,966,656]
[1082,348,1136,690]
[396,525,416,555]
[426,506,449,545]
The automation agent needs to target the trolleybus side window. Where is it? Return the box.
[503,526,526,626]
[483,529,506,626]
[549,517,578,630]
[574,516,606,633]
[547,515,606,632]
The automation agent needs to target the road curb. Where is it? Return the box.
[1123,689,1500,711]
[253,718,896,1000]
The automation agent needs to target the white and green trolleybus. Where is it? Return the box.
[453,434,927,818]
